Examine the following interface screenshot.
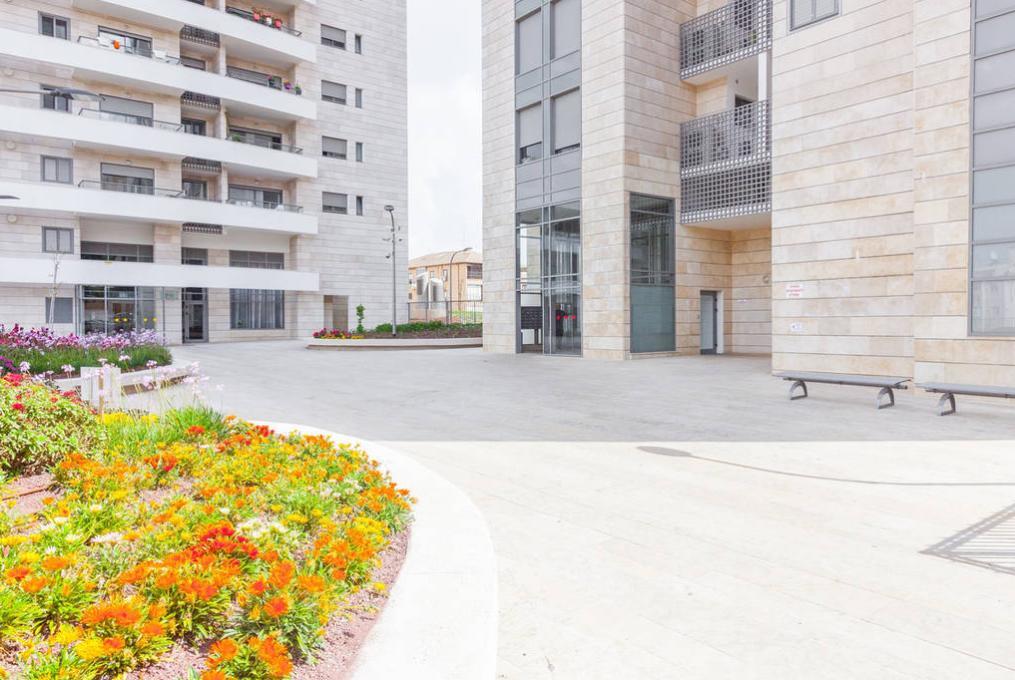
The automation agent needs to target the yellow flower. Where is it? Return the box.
[270,504,283,513]
[372,582,387,593]
[49,625,82,646]
[110,490,130,502]
[74,638,109,660]
[285,513,308,524]
[20,552,40,565]
[0,536,28,547]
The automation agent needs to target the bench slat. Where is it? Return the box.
[774,372,910,389]
[919,383,1015,399]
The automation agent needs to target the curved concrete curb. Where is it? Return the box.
[306,338,482,351]
[259,422,498,680]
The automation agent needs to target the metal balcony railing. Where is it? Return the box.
[680,100,771,223]
[226,131,303,154]
[77,108,184,132]
[225,6,302,36]
[76,35,181,65]
[225,197,304,213]
[78,180,185,198]
[180,25,220,47]
[679,0,772,80]
[181,92,221,110]
[182,157,223,174]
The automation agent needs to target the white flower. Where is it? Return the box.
[53,516,68,525]
[89,504,103,513]
[66,534,82,542]
[18,361,30,373]
[91,532,123,544]
[97,358,108,365]
[218,507,231,515]
[62,364,74,374]
[118,354,130,363]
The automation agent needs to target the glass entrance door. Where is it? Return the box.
[183,288,208,343]
[700,291,718,355]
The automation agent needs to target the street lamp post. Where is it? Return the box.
[446,247,473,325]
[383,205,402,338]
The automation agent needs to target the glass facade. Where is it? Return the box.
[80,286,157,335]
[630,195,676,353]
[971,1,1015,335]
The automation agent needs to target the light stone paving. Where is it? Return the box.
[143,342,1015,679]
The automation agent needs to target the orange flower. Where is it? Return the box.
[41,556,71,572]
[209,638,239,664]
[248,579,268,596]
[201,671,228,680]
[155,570,179,590]
[140,621,165,637]
[254,636,292,679]
[187,425,206,436]
[22,575,49,594]
[268,561,294,590]
[263,596,289,619]
[81,602,142,628]
[297,574,326,594]
[5,566,30,581]
[102,636,126,653]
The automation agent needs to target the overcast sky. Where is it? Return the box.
[406,0,483,258]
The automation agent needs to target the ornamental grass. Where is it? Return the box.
[0,391,413,679]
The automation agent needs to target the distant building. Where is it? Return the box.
[408,251,483,323]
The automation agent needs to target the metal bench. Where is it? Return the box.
[774,371,911,410]
[918,383,1015,416]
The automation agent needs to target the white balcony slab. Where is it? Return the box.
[0,29,316,123]
[0,106,317,180]
[73,0,317,68]
[0,181,317,236]
[0,257,319,292]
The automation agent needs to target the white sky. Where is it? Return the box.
[406,0,483,258]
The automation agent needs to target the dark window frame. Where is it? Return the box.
[42,226,74,254]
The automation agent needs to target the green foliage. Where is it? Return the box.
[0,377,100,475]
[373,321,482,334]
[355,304,366,334]
[1,345,172,376]
[0,588,44,640]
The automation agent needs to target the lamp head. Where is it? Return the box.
[384,205,395,213]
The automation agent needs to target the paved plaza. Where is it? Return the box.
[154,342,1015,679]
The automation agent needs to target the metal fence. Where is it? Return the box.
[407,300,484,325]
[679,0,773,80]
[680,100,771,223]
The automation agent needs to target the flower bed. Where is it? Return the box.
[0,387,413,679]
[314,322,482,341]
[0,326,172,377]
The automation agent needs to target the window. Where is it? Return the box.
[99,95,154,126]
[101,163,155,194]
[42,227,73,254]
[98,27,152,56]
[182,247,208,265]
[228,66,282,90]
[230,290,285,330]
[790,0,839,30]
[551,0,580,59]
[355,88,363,108]
[229,126,282,150]
[182,179,208,200]
[229,251,284,270]
[41,156,73,184]
[182,118,207,136]
[552,89,580,154]
[971,4,1015,335]
[41,85,71,112]
[45,297,73,324]
[467,284,483,301]
[322,80,347,104]
[355,142,364,162]
[39,13,69,39]
[467,264,483,279]
[321,24,346,49]
[630,194,676,353]
[228,185,283,208]
[356,195,364,216]
[516,10,542,74]
[81,286,157,334]
[517,103,542,163]
[80,242,154,263]
[323,192,348,214]
[355,34,363,54]
[180,56,206,70]
[322,136,348,159]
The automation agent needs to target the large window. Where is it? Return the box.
[45,297,73,324]
[230,290,285,330]
[101,163,154,194]
[98,27,152,56]
[80,241,154,263]
[80,286,157,334]
[228,185,283,209]
[630,195,676,353]
[550,0,580,59]
[790,0,838,30]
[517,104,542,164]
[99,95,154,126]
[229,250,284,269]
[323,192,348,214]
[229,126,282,150]
[551,89,580,154]
[322,136,348,159]
[42,227,73,254]
[41,156,72,184]
[41,85,71,112]
[322,80,347,104]
[516,10,542,75]
[182,247,208,265]
[321,24,346,49]
[971,1,1015,335]
[39,13,69,39]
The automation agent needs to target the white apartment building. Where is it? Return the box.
[0,0,407,343]
[483,0,1015,386]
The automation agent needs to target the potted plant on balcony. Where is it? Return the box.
[283,81,302,95]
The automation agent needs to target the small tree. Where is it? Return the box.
[355,305,365,334]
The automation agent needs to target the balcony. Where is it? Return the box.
[0,104,317,179]
[0,257,319,292]
[680,100,771,227]
[0,28,316,122]
[71,0,315,66]
[679,0,772,81]
[0,179,317,236]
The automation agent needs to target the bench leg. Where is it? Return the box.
[876,386,896,410]
[937,392,957,417]
[789,380,808,401]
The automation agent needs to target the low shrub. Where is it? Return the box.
[0,373,99,474]
[312,329,363,340]
[0,326,172,376]
[372,321,481,334]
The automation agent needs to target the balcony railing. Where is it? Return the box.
[225,6,302,36]
[77,108,184,132]
[225,197,304,213]
[76,180,304,212]
[182,157,223,174]
[180,25,220,47]
[680,100,771,223]
[227,131,303,155]
[76,35,181,65]
[679,0,772,80]
[181,92,221,110]
[225,66,302,95]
